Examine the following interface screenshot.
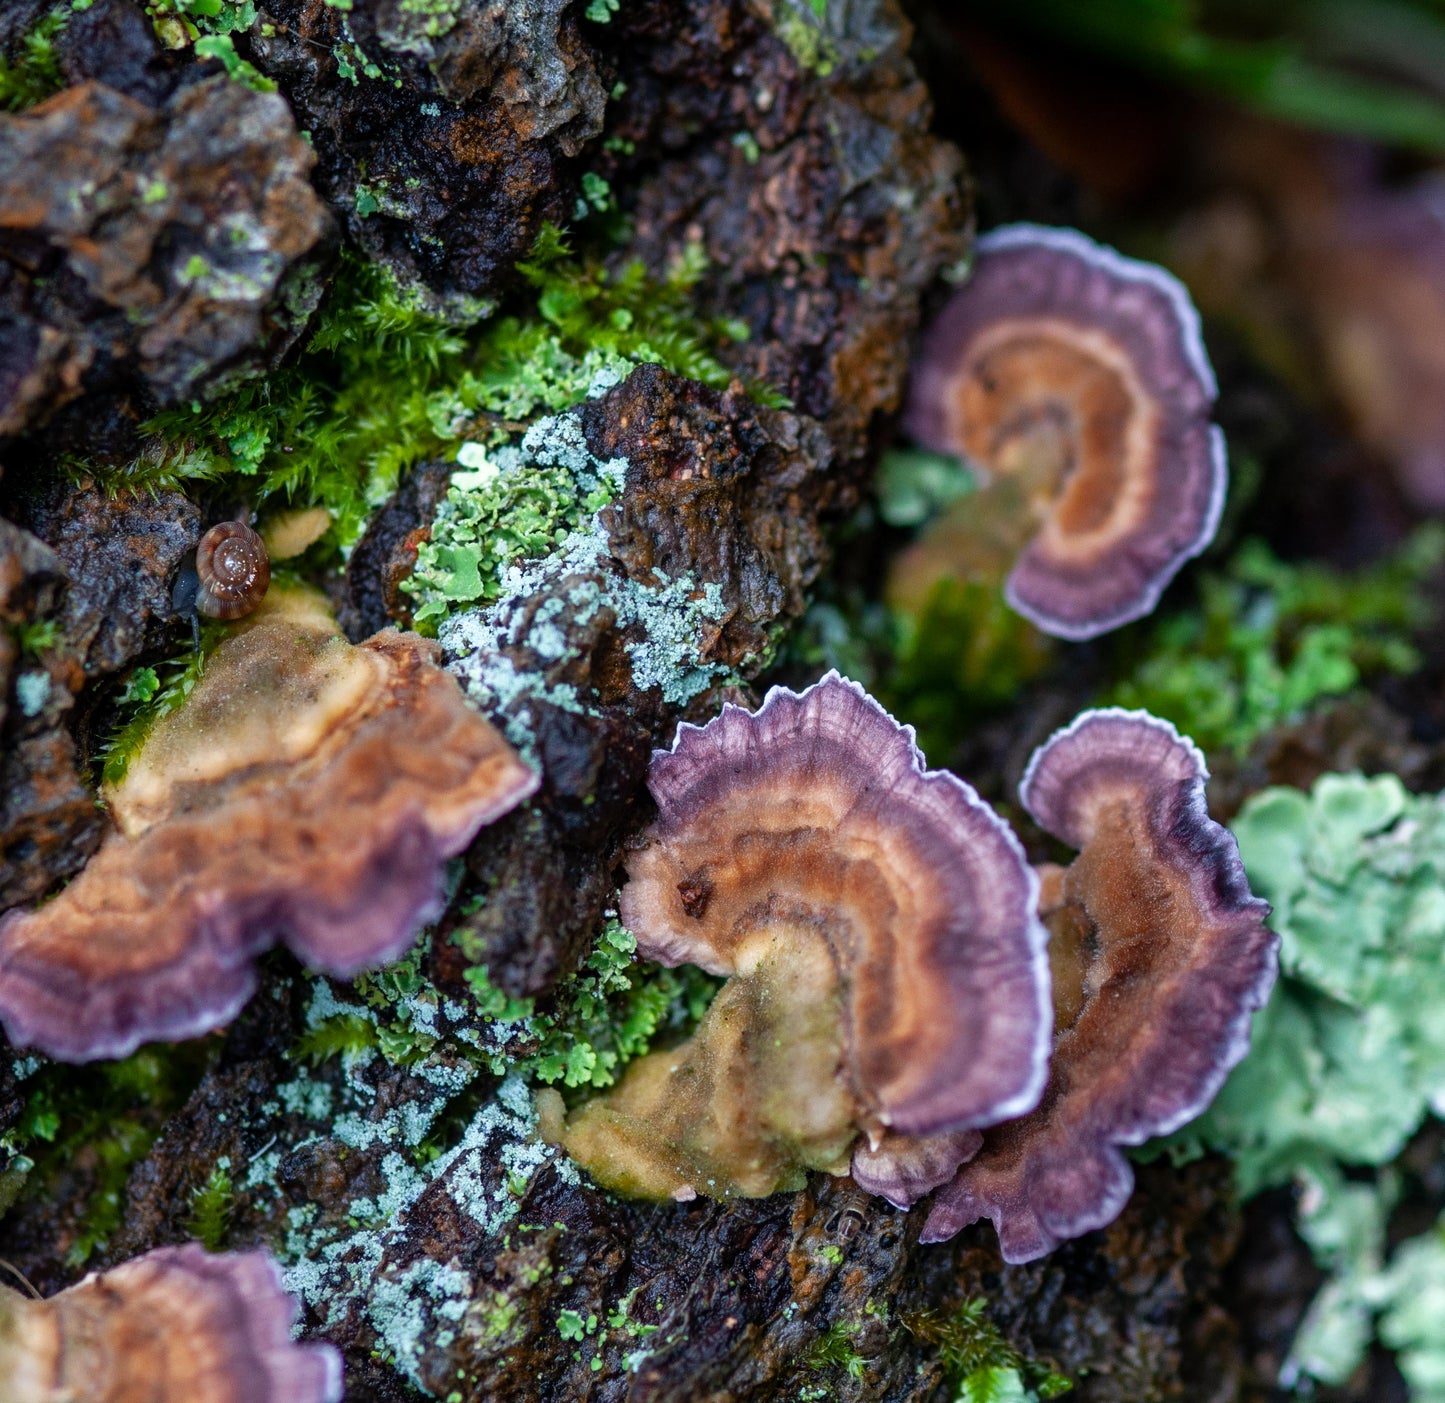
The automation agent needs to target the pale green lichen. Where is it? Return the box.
[1144,771,1445,1397]
[1179,772,1445,1191]
[406,412,627,626]
[429,410,736,757]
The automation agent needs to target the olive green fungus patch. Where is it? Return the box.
[537,928,858,1202]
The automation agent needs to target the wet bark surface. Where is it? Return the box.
[0,1,1399,1400]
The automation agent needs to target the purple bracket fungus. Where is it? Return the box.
[0,1243,341,1402]
[0,587,537,1062]
[899,224,1226,640]
[537,671,1052,1205]
[922,709,1277,1263]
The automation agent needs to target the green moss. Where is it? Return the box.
[805,1320,870,1380]
[187,1163,235,1250]
[292,1012,380,1065]
[98,624,227,787]
[458,919,720,1092]
[4,1045,213,1263]
[97,228,764,553]
[1104,529,1443,755]
[766,0,840,76]
[12,618,60,657]
[904,1300,1072,1401]
[882,579,1056,759]
[0,6,67,112]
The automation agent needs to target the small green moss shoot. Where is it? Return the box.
[904,1300,1072,1402]
[804,1320,869,1380]
[12,618,60,658]
[3,1044,214,1265]
[97,229,763,552]
[98,622,227,787]
[1104,528,1443,755]
[187,1163,235,1251]
[0,5,67,112]
[768,0,841,77]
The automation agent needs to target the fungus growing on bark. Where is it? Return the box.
[538,671,1051,1203]
[897,224,1226,639]
[0,1243,341,1402]
[922,709,1277,1262]
[0,588,537,1062]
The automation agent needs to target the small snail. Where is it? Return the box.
[173,522,270,639]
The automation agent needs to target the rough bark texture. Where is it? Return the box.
[0,54,332,440]
[244,0,605,311]
[601,0,969,465]
[0,2,1318,1401]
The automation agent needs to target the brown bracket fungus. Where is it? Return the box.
[538,671,1052,1204]
[922,709,1278,1262]
[0,588,538,1062]
[900,224,1226,639]
[0,1243,341,1402]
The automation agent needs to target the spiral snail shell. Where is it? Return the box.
[195,521,270,619]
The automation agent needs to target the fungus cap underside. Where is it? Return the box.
[905,224,1226,640]
[541,673,1052,1203]
[922,708,1277,1262]
[621,670,1053,1140]
[0,1244,341,1403]
[0,589,538,1062]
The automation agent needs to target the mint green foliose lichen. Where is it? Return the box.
[406,413,626,626]
[1177,772,1445,1193]
[1150,772,1445,1395]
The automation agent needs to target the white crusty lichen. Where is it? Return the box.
[431,409,734,759]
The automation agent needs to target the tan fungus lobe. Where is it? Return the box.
[0,588,537,1062]
[541,671,1051,1204]
[901,225,1225,639]
[0,1244,340,1403]
[922,709,1277,1262]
